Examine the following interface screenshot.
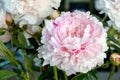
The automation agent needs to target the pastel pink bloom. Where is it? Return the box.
[38,10,108,75]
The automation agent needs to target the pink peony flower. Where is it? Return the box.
[102,0,120,30]
[37,10,108,75]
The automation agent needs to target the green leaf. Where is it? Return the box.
[71,73,86,80]
[71,70,98,80]
[12,32,33,49]
[88,70,98,80]
[18,32,29,48]
[0,70,17,80]
[108,34,120,46]
[109,44,120,53]
[107,27,116,35]
[0,28,6,35]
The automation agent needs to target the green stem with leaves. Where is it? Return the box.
[0,40,32,80]
[0,40,19,66]
[20,49,38,80]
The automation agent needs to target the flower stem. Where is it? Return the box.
[63,71,68,80]
[20,49,37,80]
[101,15,108,23]
[53,66,58,80]
[107,66,115,80]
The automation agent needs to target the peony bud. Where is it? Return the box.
[49,10,60,19]
[110,53,120,66]
[6,13,13,25]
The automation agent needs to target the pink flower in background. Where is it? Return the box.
[0,9,11,43]
[2,0,61,27]
[103,0,120,30]
[38,10,108,75]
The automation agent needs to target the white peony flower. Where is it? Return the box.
[102,0,120,30]
[3,0,61,27]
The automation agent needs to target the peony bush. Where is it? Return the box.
[0,0,120,80]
